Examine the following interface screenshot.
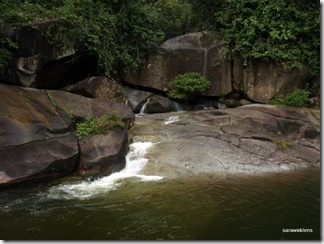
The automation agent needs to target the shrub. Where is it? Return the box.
[268,97,284,106]
[273,139,294,151]
[76,111,125,139]
[283,89,310,107]
[269,89,310,107]
[167,72,211,102]
[76,117,96,139]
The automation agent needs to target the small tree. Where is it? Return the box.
[167,72,211,102]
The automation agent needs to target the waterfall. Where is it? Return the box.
[172,101,184,112]
[139,98,151,114]
[47,142,163,200]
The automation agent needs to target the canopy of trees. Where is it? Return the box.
[0,0,320,86]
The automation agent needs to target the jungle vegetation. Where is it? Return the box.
[0,0,320,92]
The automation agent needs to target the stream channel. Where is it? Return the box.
[0,112,321,240]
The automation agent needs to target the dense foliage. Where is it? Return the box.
[167,72,211,102]
[0,0,320,90]
[215,0,320,75]
[153,0,193,39]
[0,0,165,79]
[76,111,126,139]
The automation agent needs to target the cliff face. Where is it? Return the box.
[0,83,135,188]
[126,32,310,103]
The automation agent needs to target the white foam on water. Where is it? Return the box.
[164,115,179,125]
[122,142,153,173]
[47,142,163,200]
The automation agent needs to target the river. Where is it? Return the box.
[0,144,320,240]
[0,111,321,240]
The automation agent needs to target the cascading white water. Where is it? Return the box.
[139,98,151,114]
[172,101,183,112]
[47,142,163,200]
[163,115,180,125]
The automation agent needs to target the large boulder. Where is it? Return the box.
[41,90,135,178]
[47,90,135,178]
[126,32,232,96]
[123,86,153,113]
[78,127,128,177]
[241,59,309,103]
[143,95,177,114]
[0,84,135,188]
[62,76,128,105]
[0,84,79,187]
[0,20,97,89]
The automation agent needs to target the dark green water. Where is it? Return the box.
[0,167,320,240]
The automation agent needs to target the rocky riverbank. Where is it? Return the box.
[0,23,320,188]
[0,82,320,188]
[129,105,320,178]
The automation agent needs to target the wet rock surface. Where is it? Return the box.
[129,104,320,178]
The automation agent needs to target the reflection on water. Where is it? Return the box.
[0,166,320,240]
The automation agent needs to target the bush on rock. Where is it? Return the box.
[167,72,211,102]
[269,89,310,107]
[76,111,126,139]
